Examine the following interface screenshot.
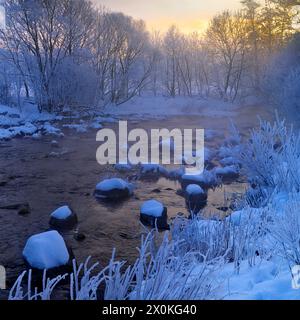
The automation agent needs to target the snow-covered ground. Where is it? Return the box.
[0,103,63,139]
[0,95,259,141]
[218,259,298,300]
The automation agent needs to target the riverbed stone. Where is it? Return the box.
[49,205,78,229]
[184,184,207,214]
[140,200,169,230]
[94,178,133,201]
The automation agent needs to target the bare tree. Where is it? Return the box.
[206,11,249,101]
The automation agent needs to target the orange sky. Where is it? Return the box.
[95,0,243,33]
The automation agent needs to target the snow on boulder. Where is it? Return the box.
[214,165,239,181]
[51,140,59,148]
[184,184,207,214]
[185,184,203,194]
[140,164,168,180]
[23,230,70,270]
[94,178,133,201]
[0,123,38,140]
[180,169,220,190]
[10,123,38,137]
[140,200,169,230]
[220,156,240,166]
[40,122,64,137]
[49,205,78,229]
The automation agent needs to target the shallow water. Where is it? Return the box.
[0,104,273,298]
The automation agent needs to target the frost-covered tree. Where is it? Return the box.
[205,11,249,101]
[91,11,153,105]
[0,0,97,112]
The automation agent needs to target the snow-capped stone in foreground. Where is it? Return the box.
[184,184,207,214]
[94,178,133,200]
[140,200,169,230]
[49,205,78,229]
[23,231,69,270]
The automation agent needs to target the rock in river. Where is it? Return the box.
[49,205,78,229]
[140,199,169,230]
[23,230,70,270]
[94,178,133,201]
[184,184,207,215]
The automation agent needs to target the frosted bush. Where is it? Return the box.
[238,118,300,196]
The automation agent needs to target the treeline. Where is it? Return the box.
[0,0,299,112]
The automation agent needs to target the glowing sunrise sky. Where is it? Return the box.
[95,0,243,33]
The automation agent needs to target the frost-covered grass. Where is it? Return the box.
[9,230,221,300]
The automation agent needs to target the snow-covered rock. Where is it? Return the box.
[184,184,207,214]
[94,178,133,200]
[63,123,88,133]
[40,122,63,137]
[180,169,219,190]
[49,205,78,229]
[140,164,168,180]
[214,165,239,181]
[185,184,206,196]
[0,123,38,140]
[220,156,240,166]
[51,140,59,148]
[89,121,103,129]
[23,231,70,270]
[140,200,169,230]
